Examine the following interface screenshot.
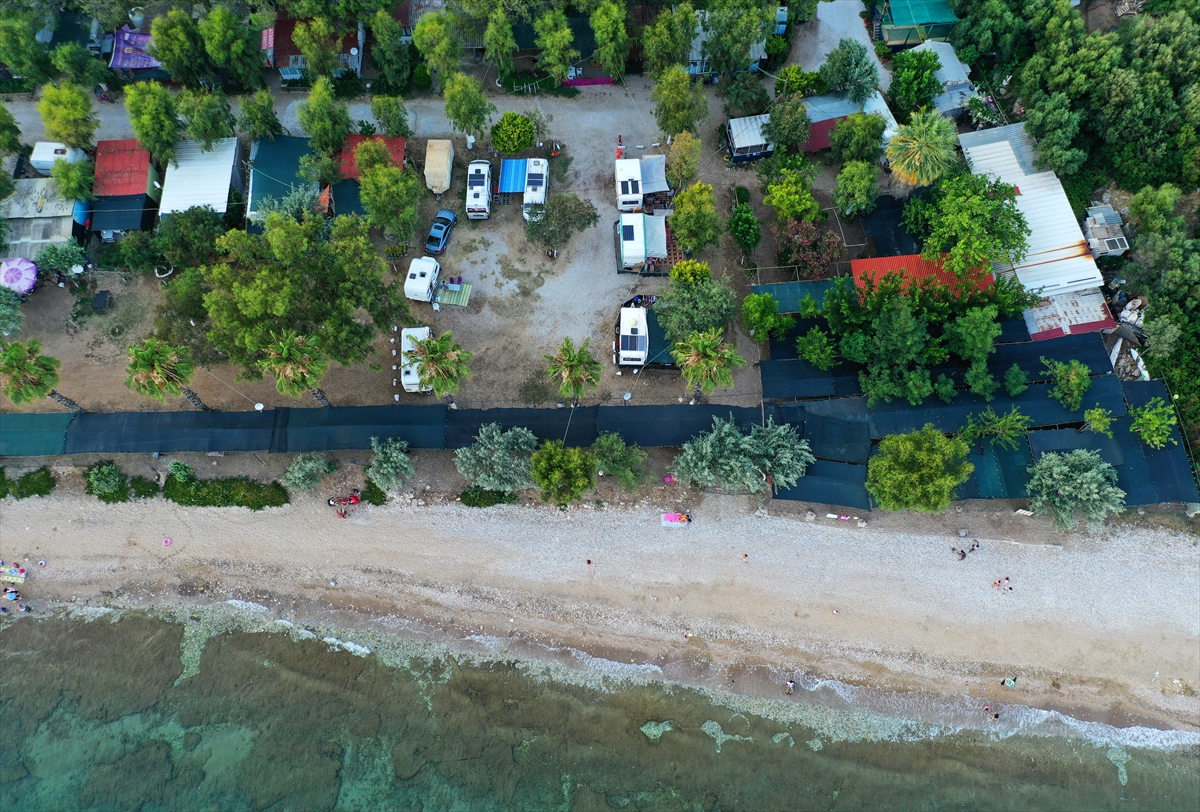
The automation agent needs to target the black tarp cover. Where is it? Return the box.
[445,407,598,449]
[64,410,275,454]
[1120,380,1199,503]
[597,405,761,448]
[764,403,870,464]
[274,405,447,452]
[0,412,75,457]
[1028,419,1159,506]
[773,459,871,510]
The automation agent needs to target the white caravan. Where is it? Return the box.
[522,158,548,221]
[403,256,440,301]
[615,158,642,211]
[465,160,491,219]
[400,327,432,393]
[616,307,649,366]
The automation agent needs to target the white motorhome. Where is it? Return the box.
[400,327,432,392]
[615,159,642,211]
[522,158,548,221]
[616,307,649,366]
[404,256,441,302]
[465,160,491,219]
[30,142,87,175]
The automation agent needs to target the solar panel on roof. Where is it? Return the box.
[620,334,647,352]
[622,225,634,241]
[527,173,544,188]
[468,175,485,187]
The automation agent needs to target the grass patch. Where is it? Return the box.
[0,466,57,499]
[549,153,573,185]
[130,475,160,499]
[164,475,289,510]
[519,371,555,405]
[460,489,517,508]
[362,480,388,505]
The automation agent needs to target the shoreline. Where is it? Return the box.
[2,487,1198,743]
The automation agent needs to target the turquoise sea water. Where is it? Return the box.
[1,605,1197,812]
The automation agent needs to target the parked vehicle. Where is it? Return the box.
[424,209,457,254]
[400,327,432,393]
[615,158,642,212]
[424,140,454,195]
[521,158,548,221]
[404,256,441,301]
[466,160,491,220]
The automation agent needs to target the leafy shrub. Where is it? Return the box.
[282,453,338,491]
[130,475,160,499]
[163,475,289,510]
[733,186,750,206]
[0,466,57,499]
[1042,357,1092,412]
[366,436,415,492]
[592,432,647,491]
[796,326,839,370]
[168,461,194,482]
[490,111,535,154]
[672,417,813,495]
[866,425,973,513]
[874,40,891,60]
[774,65,827,98]
[86,462,130,503]
[727,203,762,256]
[1083,406,1114,438]
[742,292,794,343]
[412,63,432,91]
[669,259,712,285]
[531,440,597,506]
[455,423,538,492]
[1128,396,1178,449]
[461,488,518,507]
[1004,364,1029,397]
[362,480,388,505]
[1027,450,1124,530]
[959,406,1031,450]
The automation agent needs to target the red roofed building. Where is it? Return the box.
[262,13,365,76]
[340,135,407,180]
[851,254,994,296]
[91,140,161,237]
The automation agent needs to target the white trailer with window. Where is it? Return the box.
[404,256,440,301]
[522,158,548,221]
[400,327,432,392]
[465,159,491,219]
[617,213,669,272]
[616,307,649,366]
[615,159,642,211]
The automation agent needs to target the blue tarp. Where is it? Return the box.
[498,159,528,194]
[751,281,837,314]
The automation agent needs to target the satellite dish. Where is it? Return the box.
[254,403,264,411]
[350,47,359,56]
[623,392,632,402]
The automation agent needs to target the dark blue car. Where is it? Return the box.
[424,209,457,254]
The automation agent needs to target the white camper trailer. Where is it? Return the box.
[522,158,548,221]
[400,327,432,393]
[29,142,87,175]
[616,307,649,366]
[404,256,441,302]
[465,160,491,219]
[617,213,669,272]
[615,159,642,211]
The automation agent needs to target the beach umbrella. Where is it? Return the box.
[0,258,38,295]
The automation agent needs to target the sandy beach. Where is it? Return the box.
[2,479,1197,736]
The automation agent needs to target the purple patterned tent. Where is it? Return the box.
[0,257,37,295]
[109,26,162,70]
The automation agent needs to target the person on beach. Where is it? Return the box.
[740,554,748,563]
[1002,677,1017,688]
[348,493,361,505]
[336,509,347,519]
[785,680,795,695]
[992,713,1000,721]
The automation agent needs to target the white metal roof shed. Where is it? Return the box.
[911,41,977,114]
[959,125,1103,296]
[802,93,862,124]
[728,114,772,152]
[159,138,241,217]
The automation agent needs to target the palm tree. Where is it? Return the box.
[0,339,82,411]
[671,329,746,404]
[544,337,603,405]
[885,107,959,187]
[258,331,332,407]
[124,338,210,410]
[407,330,473,400]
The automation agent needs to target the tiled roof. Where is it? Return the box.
[270,14,359,59]
[340,135,406,180]
[94,140,152,198]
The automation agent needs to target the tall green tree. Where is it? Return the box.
[371,95,413,138]
[178,89,235,151]
[886,108,959,187]
[203,214,404,375]
[258,331,332,406]
[1027,449,1124,530]
[727,203,762,256]
[887,48,942,116]
[155,206,227,267]
[1024,92,1087,176]
[762,96,812,149]
[484,7,518,78]
[535,8,580,84]
[38,84,97,150]
[0,105,21,157]
[0,14,50,85]
[413,11,463,79]
[671,328,745,403]
[544,337,603,405]
[829,113,886,163]
[591,0,630,80]
[199,5,263,89]
[669,182,722,254]
[867,425,973,513]
[643,2,697,78]
[665,130,702,189]
[359,165,423,239]
[150,9,213,86]
[1042,357,1092,412]
[655,275,737,345]
[652,64,709,136]
[455,423,538,492]
[406,330,473,399]
[703,0,774,76]
[741,292,792,342]
[126,82,182,166]
[297,77,351,156]
[764,169,820,222]
[672,416,813,495]
[832,161,878,219]
[948,0,1029,65]
[50,42,111,88]
[370,10,413,91]
[51,159,94,201]
[443,72,496,138]
[0,289,24,338]
[125,338,209,410]
[0,339,81,411]
[293,17,342,79]
[525,193,600,247]
[945,305,1001,364]
[1128,182,1183,237]
[239,90,284,142]
[819,38,878,105]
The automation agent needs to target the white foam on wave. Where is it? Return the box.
[225,600,268,613]
[323,637,371,657]
[565,646,664,681]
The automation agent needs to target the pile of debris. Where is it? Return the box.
[1104,296,1151,381]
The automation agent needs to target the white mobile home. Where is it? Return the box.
[29,142,87,175]
[404,256,441,302]
[617,213,669,272]
[615,159,642,211]
[617,307,649,366]
[400,326,432,392]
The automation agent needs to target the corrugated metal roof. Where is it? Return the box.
[94,140,152,198]
[728,114,771,150]
[159,138,239,216]
[861,92,900,144]
[960,129,1102,296]
[851,253,993,294]
[1024,289,1116,341]
[802,93,862,124]
[911,41,970,87]
[340,135,405,180]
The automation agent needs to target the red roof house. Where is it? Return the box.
[93,140,155,198]
[339,135,407,180]
[262,13,365,76]
[851,254,994,296]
